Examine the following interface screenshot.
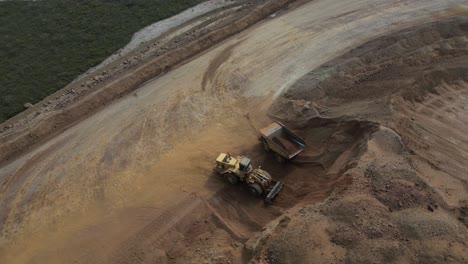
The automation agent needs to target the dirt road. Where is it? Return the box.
[1,0,467,263]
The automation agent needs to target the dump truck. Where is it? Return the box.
[214,153,283,203]
[258,121,306,163]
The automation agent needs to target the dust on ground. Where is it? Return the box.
[0,0,468,263]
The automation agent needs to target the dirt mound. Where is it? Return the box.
[250,16,468,263]
[276,16,468,120]
[366,164,441,212]
[253,129,468,263]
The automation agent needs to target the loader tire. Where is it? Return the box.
[225,173,238,185]
[249,183,263,197]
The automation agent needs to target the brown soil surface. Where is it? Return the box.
[254,16,468,263]
[1,0,467,263]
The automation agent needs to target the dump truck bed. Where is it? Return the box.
[259,122,305,159]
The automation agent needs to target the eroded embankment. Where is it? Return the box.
[0,0,298,165]
[248,16,468,263]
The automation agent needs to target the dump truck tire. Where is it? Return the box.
[249,183,263,197]
[225,173,238,185]
[274,153,286,164]
[260,137,270,152]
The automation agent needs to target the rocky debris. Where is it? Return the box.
[269,98,324,123]
[244,217,286,256]
[456,207,468,227]
[83,80,94,88]
[251,72,468,262]
[1,124,13,132]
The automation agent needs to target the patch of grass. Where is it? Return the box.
[0,0,205,123]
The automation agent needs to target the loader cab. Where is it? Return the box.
[239,157,252,172]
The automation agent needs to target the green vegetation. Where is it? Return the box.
[0,0,205,123]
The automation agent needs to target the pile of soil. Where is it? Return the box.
[249,16,468,263]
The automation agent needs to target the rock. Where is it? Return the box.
[427,204,434,212]
[24,103,33,109]
[245,237,261,255]
[48,100,52,104]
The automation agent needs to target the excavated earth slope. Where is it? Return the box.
[0,0,467,263]
[256,16,468,263]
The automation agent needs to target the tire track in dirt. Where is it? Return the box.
[201,42,239,92]
[396,82,468,191]
[111,194,204,264]
[102,118,367,262]
[2,2,468,263]
[0,134,76,237]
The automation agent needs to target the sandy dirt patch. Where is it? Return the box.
[0,0,467,263]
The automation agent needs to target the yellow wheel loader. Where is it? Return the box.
[214,153,283,203]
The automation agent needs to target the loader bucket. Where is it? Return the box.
[265,181,284,204]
